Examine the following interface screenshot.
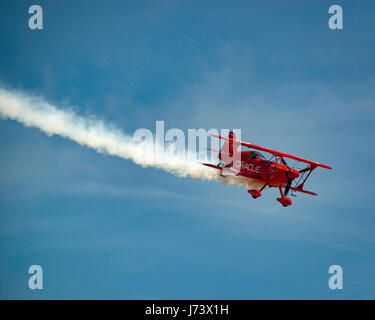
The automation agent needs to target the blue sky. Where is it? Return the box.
[0,0,375,299]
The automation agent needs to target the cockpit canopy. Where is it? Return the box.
[248,151,266,160]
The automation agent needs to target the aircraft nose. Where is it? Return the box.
[288,168,300,179]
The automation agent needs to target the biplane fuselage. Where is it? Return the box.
[202,131,332,207]
[228,151,300,188]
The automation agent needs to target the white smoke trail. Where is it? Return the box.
[0,87,260,189]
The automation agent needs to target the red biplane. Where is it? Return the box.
[202,132,332,207]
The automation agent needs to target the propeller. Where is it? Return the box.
[299,166,311,174]
[284,177,292,196]
[281,158,288,166]
[284,166,311,196]
[281,157,292,196]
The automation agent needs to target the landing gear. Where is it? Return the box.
[277,197,292,207]
[277,186,292,207]
[248,182,268,199]
[248,189,261,199]
[248,184,293,207]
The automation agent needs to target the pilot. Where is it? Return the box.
[249,151,259,159]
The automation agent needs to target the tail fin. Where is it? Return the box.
[219,131,240,165]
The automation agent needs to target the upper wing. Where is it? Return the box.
[209,134,332,170]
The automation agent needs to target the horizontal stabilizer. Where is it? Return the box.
[200,163,221,170]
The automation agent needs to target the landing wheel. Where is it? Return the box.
[277,197,292,207]
[248,189,261,199]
